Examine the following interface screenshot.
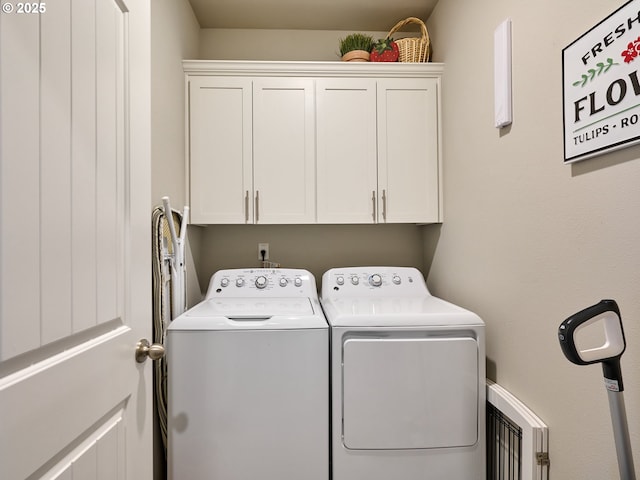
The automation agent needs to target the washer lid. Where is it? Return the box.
[167,297,328,330]
[320,295,484,327]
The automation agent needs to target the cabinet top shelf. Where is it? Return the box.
[183,60,444,78]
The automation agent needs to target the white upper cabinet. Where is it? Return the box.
[316,77,441,224]
[316,78,378,223]
[253,78,316,224]
[189,76,253,224]
[377,78,440,223]
[185,61,443,225]
[188,75,315,224]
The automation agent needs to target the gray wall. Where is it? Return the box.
[151,1,640,478]
[151,0,199,208]
[200,28,388,61]
[151,0,203,307]
[193,224,426,292]
[428,1,640,478]
[154,15,432,299]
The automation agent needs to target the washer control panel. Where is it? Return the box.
[206,268,316,299]
[321,266,429,297]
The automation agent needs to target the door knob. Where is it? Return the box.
[135,339,165,363]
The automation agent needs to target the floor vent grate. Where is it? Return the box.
[487,380,549,480]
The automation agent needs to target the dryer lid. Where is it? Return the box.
[320,295,484,327]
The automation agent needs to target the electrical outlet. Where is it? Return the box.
[258,243,269,260]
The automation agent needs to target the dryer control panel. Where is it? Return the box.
[321,267,430,297]
[206,268,317,299]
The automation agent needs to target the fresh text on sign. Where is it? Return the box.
[581,10,640,65]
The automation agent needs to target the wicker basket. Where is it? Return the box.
[387,17,430,63]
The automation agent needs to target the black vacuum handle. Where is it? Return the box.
[558,299,626,391]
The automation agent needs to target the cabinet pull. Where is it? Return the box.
[382,189,387,222]
[244,190,249,223]
[255,190,260,223]
[372,190,377,222]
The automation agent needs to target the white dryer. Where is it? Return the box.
[321,266,486,480]
[167,268,329,480]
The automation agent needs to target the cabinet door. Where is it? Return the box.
[377,78,440,223]
[189,77,253,224]
[253,78,316,224]
[316,79,378,223]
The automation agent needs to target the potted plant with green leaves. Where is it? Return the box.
[339,33,374,62]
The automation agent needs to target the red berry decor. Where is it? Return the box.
[370,37,399,62]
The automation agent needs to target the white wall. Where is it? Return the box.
[427,1,640,478]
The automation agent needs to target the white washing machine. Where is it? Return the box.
[321,266,486,480]
[167,268,329,480]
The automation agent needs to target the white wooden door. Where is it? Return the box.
[0,1,152,479]
[253,78,316,224]
[189,76,253,224]
[316,78,378,223]
[377,78,441,223]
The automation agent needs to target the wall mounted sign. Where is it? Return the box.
[563,0,640,163]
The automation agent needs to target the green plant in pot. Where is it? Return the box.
[339,33,374,62]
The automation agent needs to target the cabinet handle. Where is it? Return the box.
[244,190,249,223]
[382,189,387,222]
[372,190,376,222]
[255,190,260,223]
